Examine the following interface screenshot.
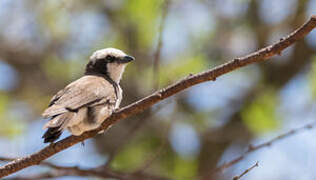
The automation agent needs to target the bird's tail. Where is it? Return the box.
[42,127,62,143]
[42,113,73,143]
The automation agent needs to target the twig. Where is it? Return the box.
[0,158,14,162]
[4,170,170,180]
[135,108,175,172]
[103,101,169,167]
[1,158,170,180]
[4,171,71,180]
[1,160,123,180]
[0,157,60,170]
[232,161,259,180]
[211,121,316,174]
[0,15,315,178]
[5,170,170,180]
[153,0,170,89]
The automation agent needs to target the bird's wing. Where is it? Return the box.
[42,75,116,118]
[47,88,67,107]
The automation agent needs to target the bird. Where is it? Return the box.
[41,48,134,143]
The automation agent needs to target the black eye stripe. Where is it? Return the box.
[105,55,115,62]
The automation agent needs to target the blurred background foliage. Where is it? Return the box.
[0,0,315,180]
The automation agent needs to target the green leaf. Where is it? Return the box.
[307,55,316,99]
[111,135,160,171]
[0,93,24,137]
[123,0,163,47]
[241,90,280,134]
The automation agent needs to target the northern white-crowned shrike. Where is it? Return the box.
[42,48,134,143]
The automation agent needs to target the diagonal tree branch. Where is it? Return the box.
[1,158,170,180]
[0,15,315,178]
[4,166,170,180]
[210,121,316,175]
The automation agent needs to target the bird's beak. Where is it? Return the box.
[121,55,135,63]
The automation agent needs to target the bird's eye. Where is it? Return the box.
[106,55,115,62]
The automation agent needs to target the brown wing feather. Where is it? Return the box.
[42,75,115,118]
[48,88,67,107]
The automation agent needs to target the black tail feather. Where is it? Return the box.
[42,127,62,143]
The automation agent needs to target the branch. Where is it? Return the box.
[0,15,315,178]
[135,109,174,173]
[211,121,316,174]
[104,101,169,167]
[232,161,258,180]
[4,169,170,180]
[4,168,170,180]
[1,158,170,180]
[153,0,170,89]
[4,172,71,180]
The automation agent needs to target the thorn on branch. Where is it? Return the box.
[232,161,259,180]
[266,46,272,52]
[234,58,240,66]
[187,73,194,78]
[247,144,255,151]
[156,92,162,98]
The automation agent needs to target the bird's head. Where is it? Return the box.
[85,48,135,83]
